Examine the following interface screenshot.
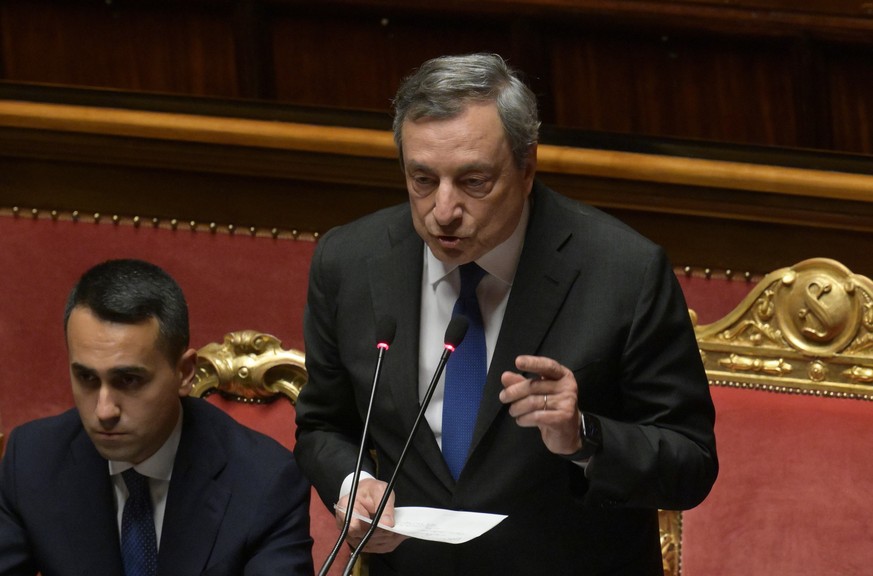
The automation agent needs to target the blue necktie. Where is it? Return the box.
[442,262,488,480]
[121,468,158,576]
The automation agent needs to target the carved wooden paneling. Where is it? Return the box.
[2,0,872,154]
[0,1,240,97]
[548,29,805,147]
[268,9,530,110]
[822,43,873,154]
[1,97,871,277]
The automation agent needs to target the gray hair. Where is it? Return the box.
[392,53,540,169]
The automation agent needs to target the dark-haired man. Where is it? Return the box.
[0,258,314,576]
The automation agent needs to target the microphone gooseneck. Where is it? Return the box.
[342,316,469,575]
[317,316,397,576]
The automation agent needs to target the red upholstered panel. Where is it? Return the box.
[0,213,354,573]
[0,213,314,435]
[675,273,757,326]
[681,386,873,575]
[205,395,298,452]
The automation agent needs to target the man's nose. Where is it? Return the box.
[95,385,121,423]
[432,182,463,225]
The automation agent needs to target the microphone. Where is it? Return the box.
[317,316,397,576]
[341,316,469,575]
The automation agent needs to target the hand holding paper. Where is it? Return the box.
[336,505,507,545]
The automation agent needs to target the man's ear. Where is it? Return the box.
[177,348,198,397]
[523,143,538,190]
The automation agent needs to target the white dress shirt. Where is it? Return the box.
[340,200,530,499]
[418,200,529,449]
[108,410,183,548]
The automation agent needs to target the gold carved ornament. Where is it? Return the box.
[659,508,681,576]
[660,259,873,576]
[696,258,873,398]
[190,330,306,404]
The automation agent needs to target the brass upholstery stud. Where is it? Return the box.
[1,205,321,241]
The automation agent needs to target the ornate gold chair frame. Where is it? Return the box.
[659,257,873,576]
[191,330,307,404]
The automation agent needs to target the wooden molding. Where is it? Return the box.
[2,98,873,276]
[1,100,871,204]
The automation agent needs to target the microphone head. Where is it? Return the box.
[376,316,397,350]
[444,315,469,351]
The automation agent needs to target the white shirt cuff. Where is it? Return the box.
[339,470,377,500]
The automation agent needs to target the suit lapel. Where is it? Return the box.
[470,184,581,456]
[157,400,231,575]
[57,430,125,576]
[367,189,582,489]
[367,211,455,489]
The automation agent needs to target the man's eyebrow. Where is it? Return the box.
[69,363,150,377]
[405,160,432,172]
[70,362,95,374]
[406,160,495,173]
[108,366,150,377]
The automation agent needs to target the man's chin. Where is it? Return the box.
[429,239,473,265]
[88,433,136,461]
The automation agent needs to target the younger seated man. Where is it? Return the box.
[0,258,314,576]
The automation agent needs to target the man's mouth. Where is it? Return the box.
[437,235,462,248]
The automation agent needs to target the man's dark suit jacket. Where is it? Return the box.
[295,182,718,575]
[0,396,314,576]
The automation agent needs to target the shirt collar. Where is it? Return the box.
[426,198,530,286]
[108,408,183,482]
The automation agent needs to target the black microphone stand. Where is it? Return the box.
[317,317,396,576]
[341,316,468,576]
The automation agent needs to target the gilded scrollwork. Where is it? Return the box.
[697,258,873,397]
[191,330,306,403]
[807,360,827,382]
[717,354,792,375]
[717,289,784,347]
[658,509,681,576]
[844,298,873,354]
[843,365,873,384]
[776,266,860,356]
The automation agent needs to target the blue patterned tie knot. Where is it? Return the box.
[442,262,488,480]
[121,468,158,576]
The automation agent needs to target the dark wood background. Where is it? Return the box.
[1,0,872,277]
[2,0,872,155]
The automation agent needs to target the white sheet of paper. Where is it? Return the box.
[335,505,507,544]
